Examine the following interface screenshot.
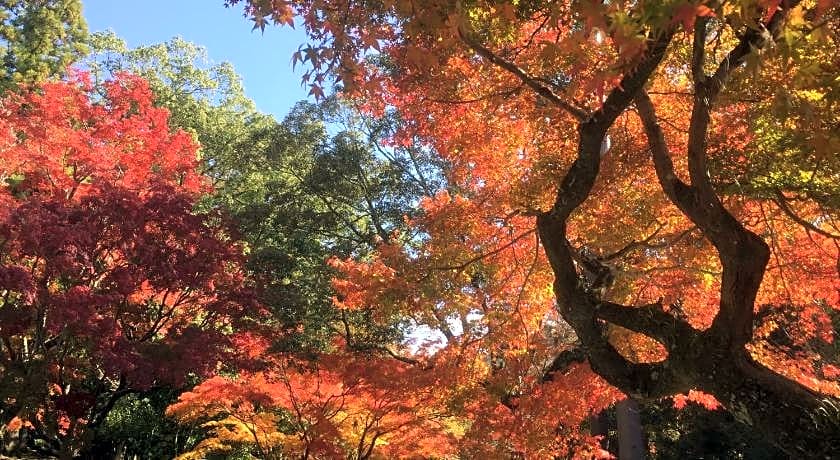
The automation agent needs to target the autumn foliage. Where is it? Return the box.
[0,74,260,454]
[3,0,839,457]
[168,352,460,459]
[213,0,840,456]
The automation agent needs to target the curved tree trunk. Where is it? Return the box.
[540,211,840,454]
[461,0,839,455]
[537,2,840,454]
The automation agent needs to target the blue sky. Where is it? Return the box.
[82,0,312,118]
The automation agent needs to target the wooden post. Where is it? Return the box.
[616,398,644,460]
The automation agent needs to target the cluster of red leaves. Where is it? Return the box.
[672,390,722,411]
[0,75,262,444]
[328,250,407,314]
[0,72,205,198]
[0,187,255,386]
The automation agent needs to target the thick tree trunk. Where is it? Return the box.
[474,1,838,454]
[541,209,840,454]
[700,353,840,457]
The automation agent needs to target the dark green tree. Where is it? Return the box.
[80,35,444,458]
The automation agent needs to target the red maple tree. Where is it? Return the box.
[0,74,262,456]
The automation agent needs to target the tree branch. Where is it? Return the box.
[772,190,840,239]
[432,229,536,272]
[599,222,669,261]
[707,0,804,98]
[633,91,696,213]
[549,29,676,222]
[422,85,524,105]
[538,216,685,400]
[456,26,590,121]
[636,2,806,351]
[595,300,697,350]
[542,347,586,382]
[691,16,710,84]
[88,376,131,429]
[533,29,683,398]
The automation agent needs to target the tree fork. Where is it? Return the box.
[535,3,840,454]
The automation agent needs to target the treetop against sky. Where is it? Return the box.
[82,0,312,118]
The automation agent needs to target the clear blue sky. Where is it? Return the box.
[82,0,312,119]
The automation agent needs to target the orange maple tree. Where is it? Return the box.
[221,0,840,455]
[168,350,459,459]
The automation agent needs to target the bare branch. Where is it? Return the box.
[422,85,524,105]
[374,344,428,368]
[433,229,536,272]
[773,190,840,239]
[456,26,590,121]
[691,16,710,84]
[601,222,664,261]
[707,0,804,98]
[633,91,694,211]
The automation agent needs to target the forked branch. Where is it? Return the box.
[773,190,840,239]
[456,26,590,121]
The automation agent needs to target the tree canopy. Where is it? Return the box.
[219,0,840,456]
[1,0,839,458]
[0,0,88,91]
[0,74,263,457]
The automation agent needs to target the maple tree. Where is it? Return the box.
[0,74,262,457]
[168,352,459,459]
[229,0,840,456]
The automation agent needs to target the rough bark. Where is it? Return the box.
[698,350,840,457]
[464,0,839,454]
[537,2,840,455]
